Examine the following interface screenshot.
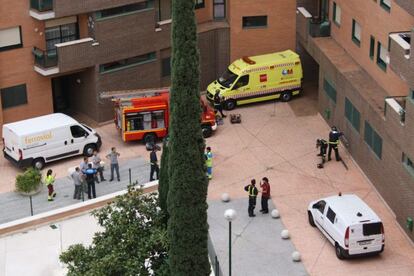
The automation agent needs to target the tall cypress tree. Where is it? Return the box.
[158,138,169,221]
[167,0,210,275]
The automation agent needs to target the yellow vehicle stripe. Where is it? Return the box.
[224,85,301,100]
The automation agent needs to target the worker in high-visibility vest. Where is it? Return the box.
[45,169,56,202]
[244,179,258,217]
[328,126,343,161]
[205,147,213,179]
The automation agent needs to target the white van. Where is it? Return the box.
[2,113,102,170]
[307,194,384,259]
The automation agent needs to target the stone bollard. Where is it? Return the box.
[292,251,301,262]
[281,229,290,239]
[271,209,280,218]
[221,193,230,202]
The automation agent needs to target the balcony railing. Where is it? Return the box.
[32,47,58,68]
[30,0,53,12]
[309,19,331,38]
[385,96,407,124]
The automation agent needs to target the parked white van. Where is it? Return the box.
[307,193,384,259]
[2,113,102,170]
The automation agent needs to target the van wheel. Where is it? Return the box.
[202,126,212,138]
[308,211,316,227]
[335,243,345,260]
[32,158,45,170]
[224,99,236,110]
[83,144,96,157]
[143,133,157,144]
[281,92,292,102]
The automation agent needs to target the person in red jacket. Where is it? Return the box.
[260,177,270,214]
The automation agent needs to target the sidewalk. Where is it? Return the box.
[0,157,150,225]
[208,199,307,276]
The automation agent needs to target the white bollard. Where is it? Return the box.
[281,229,290,239]
[292,251,301,262]
[221,193,230,202]
[271,209,280,218]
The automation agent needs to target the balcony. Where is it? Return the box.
[385,96,407,124]
[29,0,55,20]
[297,7,330,45]
[389,31,414,87]
[32,38,96,76]
[309,19,331,38]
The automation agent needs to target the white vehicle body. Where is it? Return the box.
[307,194,384,259]
[2,113,102,169]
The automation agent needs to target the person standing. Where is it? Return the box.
[84,164,97,199]
[260,177,270,214]
[149,146,159,181]
[45,169,56,202]
[71,167,82,200]
[80,156,89,173]
[92,150,106,183]
[244,179,258,217]
[106,147,120,181]
[328,126,343,161]
[213,93,226,118]
[205,147,213,179]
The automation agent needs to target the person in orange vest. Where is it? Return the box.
[260,177,270,214]
[45,169,56,202]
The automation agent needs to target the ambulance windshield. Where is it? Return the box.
[218,69,238,88]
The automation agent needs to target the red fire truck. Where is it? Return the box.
[109,88,217,143]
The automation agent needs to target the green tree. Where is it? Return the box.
[60,187,169,275]
[158,138,170,220]
[167,0,210,275]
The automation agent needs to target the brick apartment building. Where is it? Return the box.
[0,0,296,129]
[297,0,414,240]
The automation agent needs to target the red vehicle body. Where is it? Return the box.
[113,90,217,142]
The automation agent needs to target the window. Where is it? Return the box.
[1,84,28,109]
[232,75,249,89]
[314,200,326,214]
[45,23,78,56]
[242,16,267,29]
[323,79,337,103]
[369,36,375,60]
[0,26,22,51]
[70,125,87,138]
[380,0,391,12]
[333,2,341,26]
[364,121,382,159]
[352,19,361,46]
[376,42,388,71]
[195,0,205,9]
[402,153,414,176]
[345,98,360,132]
[96,1,154,19]
[161,57,171,77]
[363,222,383,236]
[213,0,226,19]
[100,52,156,73]
[326,208,336,224]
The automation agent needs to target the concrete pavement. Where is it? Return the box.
[0,157,150,224]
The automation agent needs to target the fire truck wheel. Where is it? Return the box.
[280,91,292,102]
[202,126,212,138]
[224,99,236,110]
[143,133,157,144]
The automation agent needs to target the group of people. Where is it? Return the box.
[244,178,271,217]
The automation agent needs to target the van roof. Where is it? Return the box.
[324,194,380,225]
[230,50,300,75]
[3,113,78,136]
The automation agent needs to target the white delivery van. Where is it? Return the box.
[307,193,384,259]
[2,113,102,170]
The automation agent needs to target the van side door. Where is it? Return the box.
[68,125,88,155]
[325,207,339,244]
[231,75,250,97]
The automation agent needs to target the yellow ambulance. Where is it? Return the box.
[206,50,303,110]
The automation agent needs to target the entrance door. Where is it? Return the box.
[52,76,71,113]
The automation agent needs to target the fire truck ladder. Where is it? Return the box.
[100,87,170,106]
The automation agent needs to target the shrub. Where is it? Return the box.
[15,167,42,194]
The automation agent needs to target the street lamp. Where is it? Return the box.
[224,209,237,276]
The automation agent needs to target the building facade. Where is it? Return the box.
[0,0,296,129]
[297,0,414,240]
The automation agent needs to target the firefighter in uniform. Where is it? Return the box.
[328,126,343,161]
[205,147,213,179]
[213,93,226,118]
[316,138,328,168]
[244,179,258,217]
